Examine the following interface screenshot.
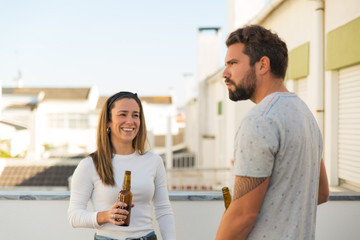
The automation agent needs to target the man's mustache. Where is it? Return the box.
[225,78,235,85]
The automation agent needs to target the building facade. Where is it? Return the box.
[243,0,360,189]
[186,0,360,190]
[1,87,182,160]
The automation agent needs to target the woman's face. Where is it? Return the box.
[107,98,140,146]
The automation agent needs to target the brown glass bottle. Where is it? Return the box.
[118,170,133,226]
[222,187,232,210]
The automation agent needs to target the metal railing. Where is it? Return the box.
[172,152,195,168]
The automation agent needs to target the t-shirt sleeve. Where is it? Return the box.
[233,115,279,177]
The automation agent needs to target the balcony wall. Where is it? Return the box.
[0,191,359,240]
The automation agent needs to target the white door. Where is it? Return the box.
[338,64,360,186]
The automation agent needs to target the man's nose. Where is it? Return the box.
[223,68,230,79]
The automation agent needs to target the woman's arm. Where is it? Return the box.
[67,158,99,228]
[153,157,176,240]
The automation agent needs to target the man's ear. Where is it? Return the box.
[257,56,270,75]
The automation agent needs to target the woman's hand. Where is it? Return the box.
[111,201,130,225]
[97,201,132,226]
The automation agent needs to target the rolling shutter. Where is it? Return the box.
[338,64,360,185]
[295,78,308,104]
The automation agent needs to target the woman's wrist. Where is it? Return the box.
[96,211,108,225]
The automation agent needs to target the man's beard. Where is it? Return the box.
[226,67,257,102]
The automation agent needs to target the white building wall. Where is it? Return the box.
[184,73,195,104]
[196,28,222,168]
[229,0,266,31]
[87,86,99,110]
[27,107,42,160]
[325,0,360,31]
[184,100,198,156]
[197,28,221,82]
[0,193,359,240]
[40,100,96,156]
[260,0,313,50]
[142,103,178,136]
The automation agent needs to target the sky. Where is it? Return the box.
[0,0,228,107]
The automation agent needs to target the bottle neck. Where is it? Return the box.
[222,187,229,194]
[122,175,131,190]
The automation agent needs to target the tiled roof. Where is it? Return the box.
[96,96,108,110]
[2,87,91,100]
[0,165,77,187]
[141,96,172,104]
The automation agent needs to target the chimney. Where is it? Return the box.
[184,73,194,104]
[197,27,221,82]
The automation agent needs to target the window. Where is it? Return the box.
[47,113,89,129]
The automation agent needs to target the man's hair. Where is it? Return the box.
[226,25,288,79]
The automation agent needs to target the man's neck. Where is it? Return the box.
[251,78,288,104]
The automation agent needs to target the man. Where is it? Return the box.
[216,25,329,240]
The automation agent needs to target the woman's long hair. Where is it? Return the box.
[89,92,148,185]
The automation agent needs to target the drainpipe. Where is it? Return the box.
[311,0,325,135]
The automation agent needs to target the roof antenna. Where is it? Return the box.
[13,69,23,88]
[13,50,23,88]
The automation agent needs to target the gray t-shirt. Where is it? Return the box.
[234,92,323,240]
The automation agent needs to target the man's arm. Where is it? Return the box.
[215,176,269,240]
[318,158,329,205]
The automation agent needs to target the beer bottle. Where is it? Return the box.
[118,170,133,226]
[222,187,232,210]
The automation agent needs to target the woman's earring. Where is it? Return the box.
[107,127,111,134]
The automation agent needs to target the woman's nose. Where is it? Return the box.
[125,116,134,123]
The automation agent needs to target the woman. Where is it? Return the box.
[68,91,176,240]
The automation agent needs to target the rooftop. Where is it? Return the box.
[0,159,79,189]
[96,95,173,110]
[2,87,91,100]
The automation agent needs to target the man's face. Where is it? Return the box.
[223,43,257,101]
